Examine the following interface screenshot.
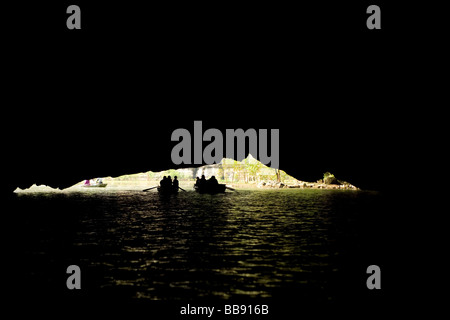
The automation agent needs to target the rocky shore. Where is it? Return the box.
[13,157,360,192]
[257,180,359,190]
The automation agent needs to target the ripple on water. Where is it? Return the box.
[13,189,382,302]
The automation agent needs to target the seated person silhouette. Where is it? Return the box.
[160,176,168,187]
[208,175,219,186]
[198,175,207,188]
[173,176,179,189]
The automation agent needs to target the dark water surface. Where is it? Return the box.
[7,189,390,316]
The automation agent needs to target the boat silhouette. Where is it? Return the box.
[157,185,179,195]
[194,183,226,194]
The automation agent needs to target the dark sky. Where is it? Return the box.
[3,1,419,192]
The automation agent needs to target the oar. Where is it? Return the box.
[226,186,237,192]
[143,186,158,192]
[178,186,187,192]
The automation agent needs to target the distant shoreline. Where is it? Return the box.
[14,178,359,193]
[13,155,360,193]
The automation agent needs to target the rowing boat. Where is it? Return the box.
[82,183,107,188]
[157,185,179,195]
[194,184,226,194]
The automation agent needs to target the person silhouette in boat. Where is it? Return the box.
[167,176,173,187]
[199,175,207,188]
[160,176,167,187]
[208,175,219,187]
[173,176,179,190]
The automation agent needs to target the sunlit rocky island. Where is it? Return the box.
[14,155,358,193]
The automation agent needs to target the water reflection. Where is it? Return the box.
[12,189,382,303]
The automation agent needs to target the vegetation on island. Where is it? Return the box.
[14,157,359,192]
[114,155,293,185]
[110,156,358,190]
